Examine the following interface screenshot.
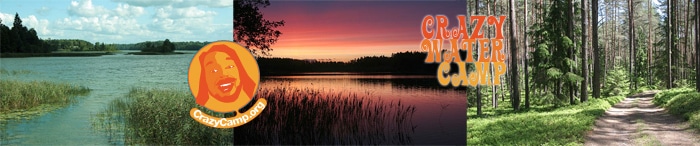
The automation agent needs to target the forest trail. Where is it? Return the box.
[584,90,700,146]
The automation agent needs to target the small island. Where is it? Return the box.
[126,39,187,55]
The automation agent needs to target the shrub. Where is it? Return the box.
[665,92,700,119]
[603,65,629,97]
[652,88,694,106]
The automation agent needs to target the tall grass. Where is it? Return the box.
[0,79,89,113]
[0,68,32,75]
[91,88,232,145]
[467,96,625,145]
[93,86,416,145]
[235,86,417,145]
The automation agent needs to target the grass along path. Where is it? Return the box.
[584,90,700,146]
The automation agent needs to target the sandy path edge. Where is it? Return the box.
[584,91,700,146]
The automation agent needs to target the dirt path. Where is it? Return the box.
[584,90,700,146]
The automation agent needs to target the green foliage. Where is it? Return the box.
[44,39,118,52]
[140,39,175,53]
[665,92,700,119]
[467,96,625,145]
[115,41,209,50]
[92,88,232,145]
[0,13,49,53]
[652,88,694,106]
[603,64,630,97]
[654,88,700,133]
[0,79,90,113]
[527,0,581,103]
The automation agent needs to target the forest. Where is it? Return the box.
[257,51,439,75]
[461,0,699,113]
[467,0,700,145]
[115,41,209,51]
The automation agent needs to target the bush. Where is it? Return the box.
[665,92,700,119]
[652,88,694,106]
[603,65,629,97]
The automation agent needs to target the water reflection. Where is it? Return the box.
[234,76,466,145]
[235,86,416,145]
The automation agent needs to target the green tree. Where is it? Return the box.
[234,0,285,56]
[0,18,11,53]
[10,13,25,53]
[162,39,175,53]
[529,0,582,106]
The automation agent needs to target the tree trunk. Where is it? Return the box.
[488,0,498,109]
[524,0,531,107]
[696,0,700,91]
[568,0,576,105]
[581,0,589,102]
[509,0,520,110]
[648,0,653,87]
[669,0,674,89]
[629,0,636,91]
[593,0,601,98]
[475,0,483,116]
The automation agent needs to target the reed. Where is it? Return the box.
[93,86,416,145]
[0,68,32,75]
[0,79,90,113]
[91,88,233,145]
[235,86,417,145]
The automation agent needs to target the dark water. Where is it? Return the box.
[0,52,465,145]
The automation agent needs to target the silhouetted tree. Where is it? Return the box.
[234,0,285,56]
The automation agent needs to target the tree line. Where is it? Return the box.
[115,41,209,51]
[257,51,438,75]
[0,13,46,53]
[1,13,120,53]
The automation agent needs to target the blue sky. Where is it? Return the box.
[0,0,233,44]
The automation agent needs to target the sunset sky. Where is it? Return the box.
[259,1,465,62]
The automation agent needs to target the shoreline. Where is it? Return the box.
[0,52,113,58]
[125,52,188,55]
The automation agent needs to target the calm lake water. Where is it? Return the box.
[0,51,465,145]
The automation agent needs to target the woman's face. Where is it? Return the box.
[202,52,241,100]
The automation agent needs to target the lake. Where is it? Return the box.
[0,51,465,145]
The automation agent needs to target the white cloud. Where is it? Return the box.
[113,0,232,8]
[56,15,150,36]
[57,0,151,40]
[0,12,13,26]
[149,6,218,34]
[68,0,111,17]
[25,15,58,36]
[36,6,51,15]
[114,4,144,17]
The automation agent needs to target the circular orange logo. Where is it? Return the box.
[188,41,260,113]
